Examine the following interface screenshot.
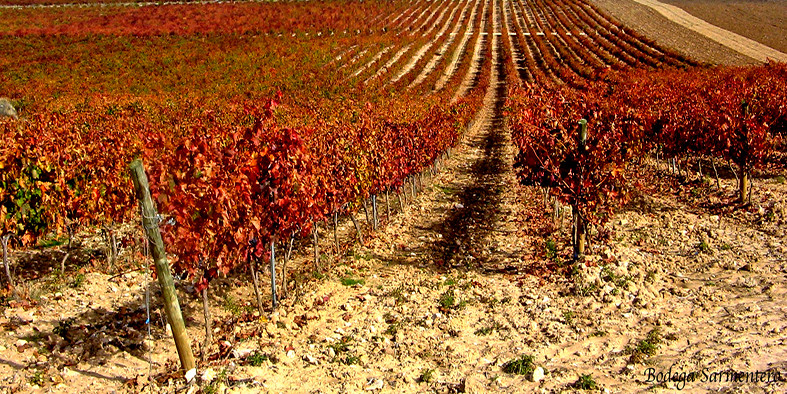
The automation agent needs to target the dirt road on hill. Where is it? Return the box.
[632,0,787,63]
[590,0,755,65]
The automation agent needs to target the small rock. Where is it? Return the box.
[530,366,545,382]
[11,310,35,324]
[62,367,79,378]
[185,368,197,383]
[232,347,255,359]
[0,98,18,119]
[364,378,384,391]
[286,349,295,359]
[454,203,464,209]
[201,367,217,383]
[303,354,318,364]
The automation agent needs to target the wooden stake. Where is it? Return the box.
[250,254,265,316]
[312,222,320,270]
[574,120,588,258]
[362,199,371,226]
[202,286,212,352]
[385,190,391,218]
[333,211,339,255]
[282,234,295,299]
[372,195,379,230]
[350,213,364,244]
[270,241,277,309]
[2,234,18,299]
[739,164,750,203]
[729,159,739,190]
[129,159,195,375]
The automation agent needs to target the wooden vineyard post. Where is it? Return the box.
[270,241,277,309]
[250,252,265,317]
[739,101,751,203]
[372,195,378,230]
[129,159,196,375]
[333,211,339,255]
[385,190,391,219]
[312,222,320,270]
[739,164,750,203]
[573,119,588,259]
[2,234,18,299]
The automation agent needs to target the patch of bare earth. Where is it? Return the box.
[589,0,757,65]
[663,0,787,54]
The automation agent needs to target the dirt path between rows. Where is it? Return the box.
[631,0,787,63]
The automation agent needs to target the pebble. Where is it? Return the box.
[201,367,217,383]
[232,347,255,359]
[303,354,318,364]
[364,378,384,391]
[530,366,545,382]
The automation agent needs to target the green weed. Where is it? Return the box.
[438,289,455,309]
[69,273,86,289]
[28,370,45,386]
[562,311,575,325]
[502,354,535,376]
[574,374,598,390]
[474,322,502,336]
[386,285,407,305]
[699,239,711,253]
[340,277,365,286]
[629,328,662,363]
[420,368,435,383]
[247,352,269,366]
[545,238,558,261]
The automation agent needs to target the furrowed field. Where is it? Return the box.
[0,0,785,392]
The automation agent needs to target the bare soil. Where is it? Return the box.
[1,2,786,394]
[663,0,787,54]
[590,0,758,65]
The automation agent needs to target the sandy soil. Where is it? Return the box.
[1,1,786,393]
